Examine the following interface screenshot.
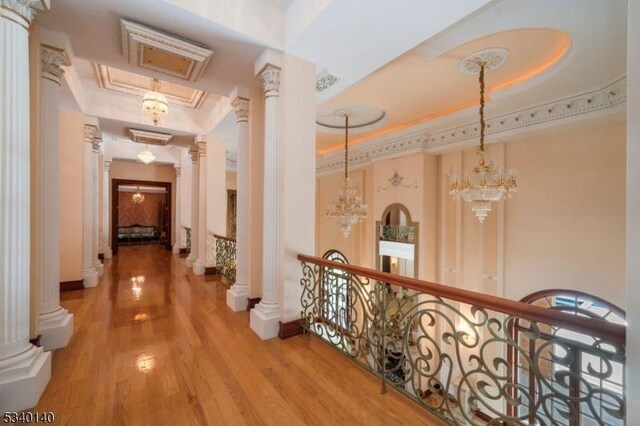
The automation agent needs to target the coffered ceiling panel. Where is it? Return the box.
[94,63,207,108]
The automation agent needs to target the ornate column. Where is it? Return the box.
[36,45,73,351]
[172,164,182,254]
[186,147,199,267]
[193,137,207,275]
[102,159,112,258]
[82,125,99,287]
[92,137,103,275]
[0,0,52,412]
[227,93,250,311]
[250,65,282,339]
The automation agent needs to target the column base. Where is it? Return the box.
[38,308,74,351]
[95,262,104,276]
[186,254,195,267]
[250,302,280,340]
[226,285,249,312]
[193,259,205,275]
[104,247,112,259]
[172,244,181,254]
[0,345,51,412]
[83,267,99,288]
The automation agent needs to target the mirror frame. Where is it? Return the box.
[375,203,419,279]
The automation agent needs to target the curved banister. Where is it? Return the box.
[214,234,236,242]
[297,253,625,344]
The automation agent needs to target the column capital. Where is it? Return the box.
[91,137,102,153]
[1,0,40,29]
[103,160,111,173]
[232,97,250,123]
[41,45,70,86]
[189,147,199,163]
[174,164,181,177]
[83,124,98,143]
[259,66,281,96]
[196,141,206,157]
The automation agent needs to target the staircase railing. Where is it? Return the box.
[184,226,191,254]
[214,234,236,283]
[298,254,625,425]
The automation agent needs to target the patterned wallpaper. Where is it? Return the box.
[118,192,166,227]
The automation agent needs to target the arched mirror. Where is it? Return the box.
[376,203,419,279]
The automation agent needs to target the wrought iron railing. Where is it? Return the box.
[298,254,626,425]
[185,226,191,254]
[206,232,215,267]
[379,224,415,244]
[214,234,236,283]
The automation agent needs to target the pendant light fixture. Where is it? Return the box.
[132,187,145,204]
[142,78,169,126]
[137,144,155,164]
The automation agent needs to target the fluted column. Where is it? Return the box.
[250,65,281,339]
[92,138,103,275]
[172,164,182,254]
[102,159,112,258]
[193,137,207,275]
[227,93,250,311]
[0,0,52,412]
[36,45,73,351]
[82,125,99,287]
[186,147,199,267]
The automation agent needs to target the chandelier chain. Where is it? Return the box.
[344,115,349,180]
[479,62,485,153]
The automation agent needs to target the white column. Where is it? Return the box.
[82,125,99,287]
[102,159,112,258]
[250,65,282,339]
[92,138,103,276]
[172,164,182,254]
[36,45,73,351]
[0,0,52,412]
[186,147,199,267]
[193,137,207,275]
[227,91,251,311]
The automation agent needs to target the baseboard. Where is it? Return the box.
[247,297,261,311]
[98,253,104,260]
[29,334,42,347]
[60,280,84,292]
[204,266,218,275]
[278,319,304,339]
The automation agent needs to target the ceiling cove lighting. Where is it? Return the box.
[449,49,517,223]
[142,78,169,126]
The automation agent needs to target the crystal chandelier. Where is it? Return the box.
[326,114,368,238]
[137,144,155,164]
[132,187,145,204]
[142,78,169,126]
[449,61,517,223]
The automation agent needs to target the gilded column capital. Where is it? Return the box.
[84,124,98,143]
[260,66,281,96]
[189,147,199,163]
[41,45,70,85]
[232,97,250,124]
[196,141,206,157]
[1,0,40,29]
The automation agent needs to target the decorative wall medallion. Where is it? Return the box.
[120,19,213,82]
[377,171,418,192]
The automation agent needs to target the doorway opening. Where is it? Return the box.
[111,179,172,256]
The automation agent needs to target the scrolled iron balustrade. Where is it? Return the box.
[185,226,191,254]
[379,224,415,244]
[214,234,236,283]
[298,254,625,425]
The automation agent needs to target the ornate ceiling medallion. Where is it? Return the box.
[458,48,510,75]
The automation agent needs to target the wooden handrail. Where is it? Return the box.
[213,234,236,242]
[297,254,626,345]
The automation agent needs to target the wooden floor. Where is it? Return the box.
[33,245,443,425]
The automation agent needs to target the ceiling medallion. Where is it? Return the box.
[458,48,510,75]
[326,112,368,238]
[449,50,517,223]
[142,78,169,125]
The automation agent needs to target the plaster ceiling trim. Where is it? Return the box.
[119,185,168,193]
[94,64,207,109]
[120,19,214,82]
[128,128,173,146]
[317,76,627,174]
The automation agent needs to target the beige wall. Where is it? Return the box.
[109,161,177,245]
[59,111,85,282]
[226,171,237,190]
[316,116,625,308]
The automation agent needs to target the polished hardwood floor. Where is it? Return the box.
[34,245,443,425]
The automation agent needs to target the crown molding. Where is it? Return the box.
[317,76,626,175]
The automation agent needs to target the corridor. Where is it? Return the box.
[32,246,441,425]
